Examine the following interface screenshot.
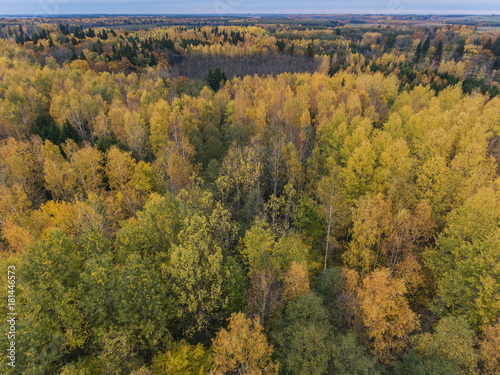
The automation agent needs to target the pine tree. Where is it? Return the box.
[413,41,422,63]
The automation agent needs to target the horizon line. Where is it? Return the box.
[1,12,500,17]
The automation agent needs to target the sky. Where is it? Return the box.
[0,0,499,16]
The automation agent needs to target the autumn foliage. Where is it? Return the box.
[0,16,499,375]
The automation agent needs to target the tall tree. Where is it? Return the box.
[317,165,349,270]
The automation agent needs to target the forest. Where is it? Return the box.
[0,15,499,374]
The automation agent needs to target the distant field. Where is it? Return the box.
[477,26,500,32]
[170,54,320,80]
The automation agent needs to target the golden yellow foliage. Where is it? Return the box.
[479,322,500,375]
[212,312,278,375]
[283,261,310,303]
[357,268,419,365]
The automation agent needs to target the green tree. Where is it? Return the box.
[424,187,500,329]
[395,316,477,375]
[272,292,332,375]
[243,219,311,326]
[97,329,143,375]
[433,41,443,62]
[168,214,227,339]
[115,193,186,263]
[314,267,345,330]
[206,68,227,92]
[455,39,466,59]
[79,229,116,332]
[222,256,249,315]
[80,251,118,330]
[328,332,380,375]
[17,230,86,374]
[115,253,172,359]
[413,41,422,63]
[421,36,430,58]
[292,195,325,251]
[241,218,275,272]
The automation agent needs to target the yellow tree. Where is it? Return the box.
[108,99,128,143]
[41,140,77,200]
[33,192,120,239]
[104,146,135,190]
[123,110,147,159]
[375,136,415,207]
[383,200,434,280]
[217,139,263,214]
[0,85,42,139]
[105,146,154,216]
[212,312,279,375]
[357,268,419,365]
[267,131,285,197]
[50,88,98,140]
[150,101,195,193]
[62,140,104,195]
[282,261,310,303]
[283,143,304,191]
[152,340,213,375]
[343,194,392,276]
[0,183,33,251]
[342,139,377,199]
[416,155,453,219]
[478,322,500,375]
[317,164,350,271]
[449,141,496,207]
[0,137,44,204]
[149,99,172,155]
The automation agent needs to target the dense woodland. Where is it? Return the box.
[0,16,500,374]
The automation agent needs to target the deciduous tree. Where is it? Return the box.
[357,268,419,364]
[169,214,227,338]
[425,187,500,329]
[212,312,278,375]
[396,316,477,375]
